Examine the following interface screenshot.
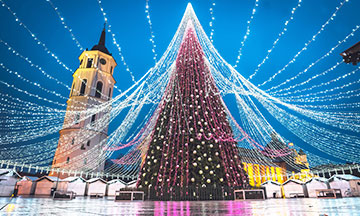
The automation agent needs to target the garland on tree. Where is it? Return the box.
[137,21,249,200]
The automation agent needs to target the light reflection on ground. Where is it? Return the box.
[0,197,359,215]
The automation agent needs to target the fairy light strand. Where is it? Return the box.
[0,0,72,72]
[97,0,136,83]
[145,0,158,63]
[257,0,350,87]
[208,0,216,43]
[1,2,359,179]
[248,0,302,80]
[274,64,359,97]
[266,25,360,93]
[45,0,84,51]
[233,0,260,68]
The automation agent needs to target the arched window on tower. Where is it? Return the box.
[95,81,103,98]
[80,79,87,96]
[110,66,113,74]
[66,157,70,164]
[108,88,112,100]
[91,114,96,126]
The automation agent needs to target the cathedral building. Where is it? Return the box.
[239,133,310,187]
[51,27,116,176]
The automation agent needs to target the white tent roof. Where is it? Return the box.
[63,176,86,183]
[86,178,107,184]
[22,176,38,182]
[35,176,62,182]
[282,179,305,185]
[261,180,281,186]
[108,179,126,185]
[305,177,328,184]
[126,180,137,186]
[0,169,21,178]
[329,174,360,181]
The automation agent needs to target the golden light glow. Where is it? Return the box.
[6,204,16,213]
[276,167,283,183]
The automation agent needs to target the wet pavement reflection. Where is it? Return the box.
[1,197,360,215]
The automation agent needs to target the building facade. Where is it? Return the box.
[239,148,310,187]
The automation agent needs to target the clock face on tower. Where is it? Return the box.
[100,58,107,65]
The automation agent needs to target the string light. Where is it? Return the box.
[248,0,302,80]
[258,99,360,162]
[145,0,157,63]
[257,0,350,87]
[0,0,119,98]
[281,87,360,103]
[0,39,70,89]
[45,0,84,51]
[233,0,260,68]
[0,80,66,107]
[0,0,72,72]
[296,101,360,110]
[274,65,359,97]
[266,25,360,93]
[97,0,136,83]
[0,62,68,100]
[0,92,63,113]
[1,2,359,180]
[279,75,360,102]
[208,0,216,43]
[0,41,115,113]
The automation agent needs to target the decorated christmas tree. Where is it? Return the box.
[137,21,249,200]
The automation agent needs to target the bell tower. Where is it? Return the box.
[51,26,117,176]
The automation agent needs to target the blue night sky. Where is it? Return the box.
[0,0,359,165]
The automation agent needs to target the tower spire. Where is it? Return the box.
[91,24,110,55]
[98,23,106,46]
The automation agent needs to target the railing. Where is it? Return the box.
[234,189,265,200]
[115,191,144,201]
[53,190,76,200]
[316,189,342,199]
[127,186,262,201]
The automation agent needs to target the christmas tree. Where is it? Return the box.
[137,21,249,200]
